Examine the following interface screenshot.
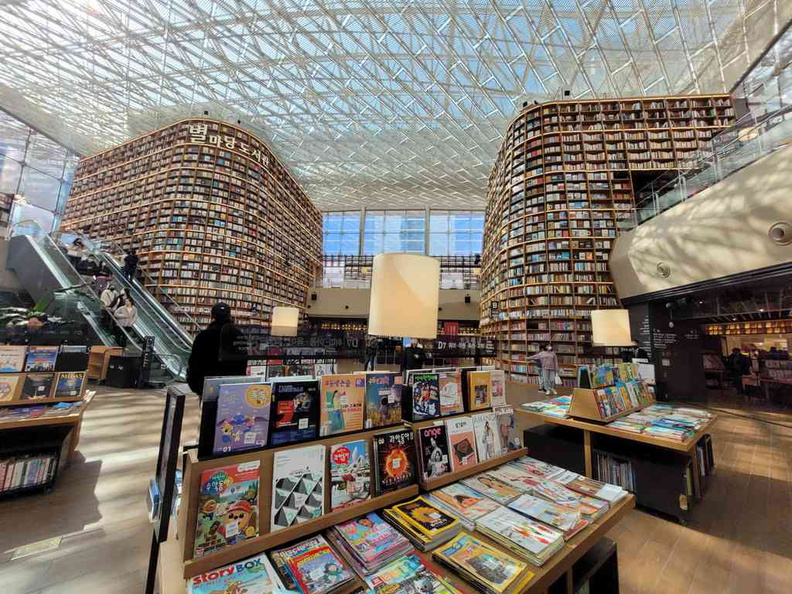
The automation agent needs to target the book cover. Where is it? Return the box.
[490,370,507,407]
[330,439,370,510]
[437,370,464,416]
[462,472,522,504]
[487,464,541,493]
[364,372,403,428]
[509,457,565,481]
[410,372,441,422]
[472,412,501,462]
[187,553,284,594]
[445,416,478,471]
[24,346,59,372]
[476,506,564,559]
[467,370,492,411]
[0,374,22,402]
[202,375,258,402]
[320,374,366,436]
[508,493,588,538]
[0,345,27,372]
[213,383,271,455]
[334,512,409,565]
[495,408,521,454]
[431,483,500,521]
[194,460,260,557]
[417,424,450,482]
[373,428,417,495]
[365,553,458,594]
[433,532,527,594]
[286,540,354,594]
[20,373,55,400]
[269,379,320,445]
[53,372,86,399]
[389,496,459,537]
[271,445,325,531]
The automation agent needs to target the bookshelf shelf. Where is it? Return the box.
[419,446,527,491]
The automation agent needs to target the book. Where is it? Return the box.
[363,372,403,428]
[269,379,320,445]
[0,345,26,372]
[476,506,565,566]
[320,374,366,436]
[329,439,370,510]
[530,480,610,521]
[494,408,521,454]
[554,470,628,503]
[383,496,461,550]
[365,553,460,594]
[508,493,589,539]
[24,346,59,372]
[486,464,541,493]
[472,412,501,462]
[427,483,500,530]
[467,370,492,411]
[445,416,478,471]
[462,471,522,504]
[269,534,354,594]
[52,372,85,399]
[433,532,528,594]
[187,553,284,594]
[0,374,22,402]
[373,427,417,495]
[437,369,464,416]
[202,375,259,402]
[20,373,55,400]
[408,372,441,422]
[193,460,260,557]
[329,512,412,575]
[271,445,325,531]
[490,370,507,407]
[509,457,565,481]
[213,383,271,455]
[417,424,451,482]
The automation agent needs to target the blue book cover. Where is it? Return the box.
[213,383,272,455]
[24,346,59,372]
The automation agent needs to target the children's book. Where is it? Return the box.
[467,370,492,411]
[330,439,370,510]
[0,374,22,402]
[407,372,441,422]
[271,445,325,531]
[20,373,55,400]
[437,369,464,416]
[24,346,59,372]
[365,553,458,594]
[53,372,86,399]
[269,535,354,594]
[187,552,284,594]
[333,512,411,568]
[495,407,521,454]
[202,375,260,402]
[193,460,260,557]
[417,424,450,482]
[213,383,271,455]
[373,427,417,495]
[445,416,478,471]
[269,379,320,445]
[363,372,403,428]
[490,370,507,407]
[472,412,501,462]
[320,374,366,436]
[462,472,522,505]
[0,345,26,372]
[387,496,459,538]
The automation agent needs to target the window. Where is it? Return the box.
[429,210,484,256]
[322,211,360,255]
[363,210,425,255]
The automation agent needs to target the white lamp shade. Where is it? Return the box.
[271,306,299,337]
[368,253,440,339]
[591,309,633,346]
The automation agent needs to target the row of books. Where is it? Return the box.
[403,368,507,423]
[0,372,86,403]
[608,404,713,441]
[582,361,641,388]
[593,451,636,492]
[0,453,58,493]
[592,379,653,418]
[0,345,83,373]
[520,395,571,418]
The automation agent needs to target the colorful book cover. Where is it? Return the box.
[213,383,271,455]
[417,424,450,482]
[24,346,59,372]
[364,372,403,428]
[0,374,22,402]
[437,370,464,416]
[320,374,366,436]
[410,372,441,422]
[286,540,354,594]
[269,379,320,445]
[335,512,408,565]
[445,416,478,471]
[467,370,492,411]
[53,372,85,399]
[187,553,284,594]
[433,532,527,594]
[365,553,459,594]
[330,440,370,510]
[508,493,588,539]
[490,370,507,407]
[373,428,417,495]
[431,483,500,521]
[476,506,564,559]
[20,373,55,400]
[0,345,27,372]
[389,496,459,537]
[271,445,325,531]
[487,464,542,493]
[495,408,521,454]
[202,375,259,402]
[462,472,522,504]
[193,460,260,557]
[472,412,501,462]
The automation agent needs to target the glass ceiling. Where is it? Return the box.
[0,0,788,211]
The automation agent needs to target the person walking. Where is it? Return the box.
[113,296,138,347]
[364,336,379,371]
[123,248,139,282]
[528,343,559,395]
[187,303,248,397]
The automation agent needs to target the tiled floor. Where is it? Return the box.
[1,385,790,593]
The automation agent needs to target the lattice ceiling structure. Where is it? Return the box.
[0,1,789,210]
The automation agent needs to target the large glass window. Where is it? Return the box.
[322,211,360,255]
[363,210,425,255]
[429,210,484,256]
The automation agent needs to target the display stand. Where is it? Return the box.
[421,447,527,491]
[568,386,655,422]
[0,370,87,407]
[86,346,123,381]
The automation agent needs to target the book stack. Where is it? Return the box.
[461,471,522,504]
[530,478,610,521]
[508,492,589,540]
[554,470,629,504]
[594,451,636,492]
[382,496,462,551]
[520,396,571,418]
[364,553,460,594]
[188,553,284,594]
[607,403,712,441]
[426,483,501,530]
[269,534,355,594]
[476,506,565,566]
[326,512,413,576]
[0,453,58,493]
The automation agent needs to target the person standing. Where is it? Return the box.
[187,303,248,397]
[402,339,426,372]
[113,297,138,347]
[528,343,559,395]
[364,336,379,371]
[123,248,139,282]
[726,347,750,394]
[100,284,118,330]
[621,340,649,362]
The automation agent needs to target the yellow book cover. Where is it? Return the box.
[0,374,21,402]
[320,374,366,436]
[467,371,492,411]
[389,496,459,537]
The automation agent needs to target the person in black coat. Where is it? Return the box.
[621,340,649,362]
[402,339,426,371]
[123,248,139,282]
[187,303,247,397]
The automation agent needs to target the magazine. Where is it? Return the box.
[187,552,284,594]
[410,372,441,421]
[363,372,403,428]
[213,382,271,455]
[494,408,521,454]
[320,374,366,436]
[0,374,22,402]
[508,493,588,539]
[365,554,459,594]
[333,512,411,569]
[270,535,353,594]
[437,369,464,416]
[24,346,59,372]
[269,379,320,445]
[271,445,325,531]
[429,483,500,525]
[462,472,522,504]
[476,506,564,565]
[20,373,55,400]
[445,416,478,471]
[467,370,492,411]
[417,424,451,482]
[472,412,501,462]
[490,370,507,407]
[0,345,27,372]
[373,428,416,495]
[329,439,370,510]
[52,372,86,399]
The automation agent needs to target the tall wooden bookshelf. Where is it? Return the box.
[62,119,323,328]
[480,94,734,384]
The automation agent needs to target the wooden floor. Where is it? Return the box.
[1,385,790,593]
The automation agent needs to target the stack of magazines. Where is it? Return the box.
[326,512,413,575]
[530,478,610,521]
[382,496,461,551]
[425,483,500,530]
[554,471,629,504]
[364,553,461,594]
[269,534,355,594]
[508,492,589,540]
[475,506,565,566]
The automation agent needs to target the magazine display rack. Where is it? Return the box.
[568,386,655,422]
[0,371,88,407]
